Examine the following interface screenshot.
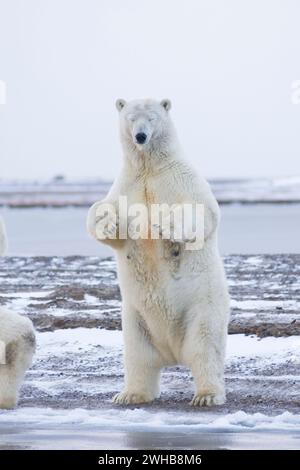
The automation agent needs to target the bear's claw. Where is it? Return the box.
[112,391,153,405]
[190,392,225,407]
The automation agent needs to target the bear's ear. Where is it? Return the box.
[160,99,172,112]
[116,99,126,112]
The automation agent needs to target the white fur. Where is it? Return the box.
[0,216,7,256]
[0,308,35,408]
[0,219,36,408]
[87,99,230,406]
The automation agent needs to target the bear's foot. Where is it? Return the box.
[112,391,154,405]
[190,392,225,407]
[0,396,18,409]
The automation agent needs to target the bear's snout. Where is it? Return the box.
[135,132,147,144]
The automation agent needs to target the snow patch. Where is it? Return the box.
[36,328,123,358]
[227,334,300,364]
[231,299,299,311]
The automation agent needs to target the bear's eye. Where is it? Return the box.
[148,116,156,122]
[127,114,135,122]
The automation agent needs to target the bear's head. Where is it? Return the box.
[115,98,172,151]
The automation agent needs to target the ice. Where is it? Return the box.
[1,406,300,433]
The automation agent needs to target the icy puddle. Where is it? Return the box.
[1,408,300,450]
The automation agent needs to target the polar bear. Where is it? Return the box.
[87,99,230,406]
[0,216,7,256]
[0,308,36,408]
[0,218,36,408]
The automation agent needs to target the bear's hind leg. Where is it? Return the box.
[0,331,35,409]
[113,310,163,405]
[182,306,228,407]
[0,367,19,409]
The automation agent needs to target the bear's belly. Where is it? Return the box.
[116,240,195,363]
[135,288,185,364]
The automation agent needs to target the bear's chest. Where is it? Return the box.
[125,173,174,206]
[125,239,182,276]
[121,177,184,277]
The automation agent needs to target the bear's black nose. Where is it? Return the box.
[135,132,147,144]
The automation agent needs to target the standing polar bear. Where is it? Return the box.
[0,217,36,408]
[87,99,230,406]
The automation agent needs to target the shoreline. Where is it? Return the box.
[1,200,300,209]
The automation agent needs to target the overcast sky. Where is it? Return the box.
[0,0,299,181]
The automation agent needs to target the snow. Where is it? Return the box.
[231,299,300,311]
[226,334,300,365]
[0,291,49,299]
[37,328,123,358]
[35,328,300,368]
[32,326,300,369]
[30,328,300,416]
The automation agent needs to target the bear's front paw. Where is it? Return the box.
[152,222,197,244]
[190,392,225,407]
[112,391,154,405]
[87,201,119,241]
[152,222,186,244]
[96,214,118,240]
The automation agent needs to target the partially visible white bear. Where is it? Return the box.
[87,99,230,406]
[0,216,7,256]
[0,307,36,408]
[0,218,36,408]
